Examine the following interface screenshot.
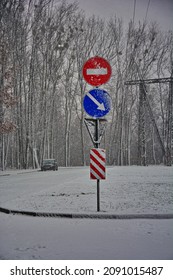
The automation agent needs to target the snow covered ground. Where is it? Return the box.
[0,213,173,260]
[0,165,172,214]
[0,165,173,260]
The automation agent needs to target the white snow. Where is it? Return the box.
[0,166,172,214]
[0,213,173,260]
[0,165,173,260]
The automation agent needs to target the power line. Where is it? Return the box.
[144,0,151,22]
[132,0,151,25]
[132,0,136,25]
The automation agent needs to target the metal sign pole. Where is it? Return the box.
[95,119,100,212]
[82,57,112,213]
[97,179,100,212]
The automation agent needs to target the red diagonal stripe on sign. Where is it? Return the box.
[90,154,105,172]
[92,149,105,162]
[90,163,105,179]
[90,172,97,179]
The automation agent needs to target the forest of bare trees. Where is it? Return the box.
[0,0,172,170]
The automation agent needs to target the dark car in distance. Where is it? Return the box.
[41,159,58,171]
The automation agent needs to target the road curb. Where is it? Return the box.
[0,206,173,219]
[0,170,39,176]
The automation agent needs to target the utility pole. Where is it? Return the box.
[125,77,173,166]
[0,62,4,171]
[138,82,146,165]
[166,77,173,165]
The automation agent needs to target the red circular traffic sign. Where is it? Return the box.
[82,56,112,86]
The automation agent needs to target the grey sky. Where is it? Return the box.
[68,0,173,31]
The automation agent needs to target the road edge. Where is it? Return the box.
[0,206,173,219]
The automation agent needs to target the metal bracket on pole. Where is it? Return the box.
[84,118,107,146]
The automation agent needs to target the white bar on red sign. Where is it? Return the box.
[86,68,108,75]
[90,148,106,180]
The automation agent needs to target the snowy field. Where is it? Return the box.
[0,213,173,260]
[0,165,173,260]
[0,165,172,214]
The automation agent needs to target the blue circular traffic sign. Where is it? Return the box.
[83,88,111,118]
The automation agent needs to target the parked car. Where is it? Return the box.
[41,159,58,171]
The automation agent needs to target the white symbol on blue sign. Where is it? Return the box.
[83,88,111,118]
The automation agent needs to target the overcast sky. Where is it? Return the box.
[68,0,173,31]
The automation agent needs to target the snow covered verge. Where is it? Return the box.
[0,213,173,260]
[0,165,172,215]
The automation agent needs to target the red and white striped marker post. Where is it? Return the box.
[90,148,106,212]
[90,148,106,180]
